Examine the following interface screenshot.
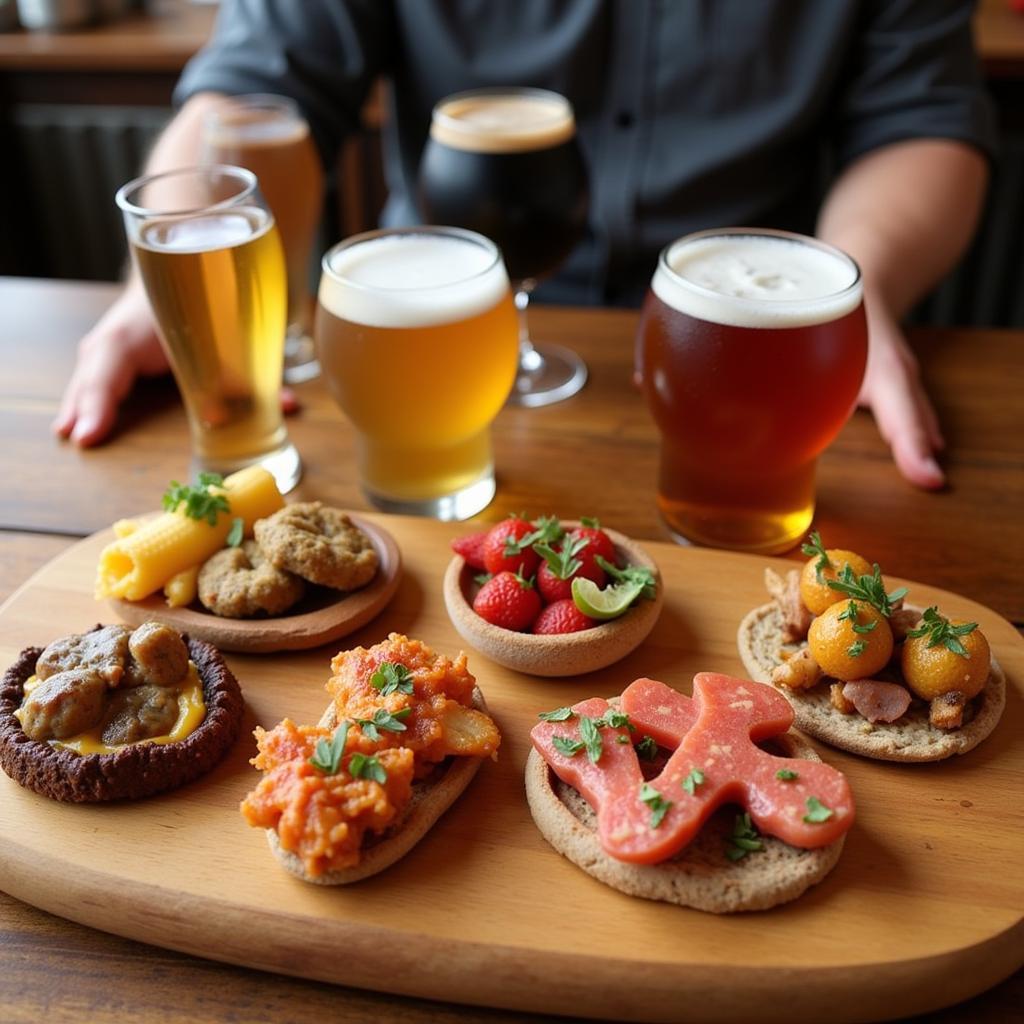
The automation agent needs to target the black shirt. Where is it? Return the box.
[176,0,996,306]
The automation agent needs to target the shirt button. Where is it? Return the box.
[615,110,635,130]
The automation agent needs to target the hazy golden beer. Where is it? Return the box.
[637,229,866,553]
[117,166,300,492]
[316,228,518,519]
[203,95,324,382]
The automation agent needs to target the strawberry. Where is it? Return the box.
[450,530,488,570]
[532,599,597,635]
[568,516,617,567]
[534,536,608,603]
[472,570,542,631]
[481,515,560,576]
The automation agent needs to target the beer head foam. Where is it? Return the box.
[430,92,575,153]
[319,232,510,327]
[652,233,862,329]
[137,209,273,254]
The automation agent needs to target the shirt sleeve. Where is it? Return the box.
[833,0,997,167]
[173,0,393,165]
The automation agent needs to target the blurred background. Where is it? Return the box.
[0,0,1021,326]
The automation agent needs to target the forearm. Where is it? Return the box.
[816,139,988,319]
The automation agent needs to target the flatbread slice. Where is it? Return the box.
[737,602,1006,763]
[524,731,844,914]
[266,687,490,884]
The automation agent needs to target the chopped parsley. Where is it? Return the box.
[725,812,764,861]
[776,768,799,781]
[682,767,705,796]
[634,735,658,761]
[308,723,350,775]
[537,706,575,722]
[906,606,979,658]
[639,783,672,828]
[552,736,585,757]
[348,752,388,785]
[803,797,834,824]
[369,662,415,697]
[162,472,230,525]
[355,707,411,741]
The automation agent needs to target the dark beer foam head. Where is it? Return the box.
[653,231,862,329]
[430,90,575,154]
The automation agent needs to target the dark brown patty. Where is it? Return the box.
[0,632,244,802]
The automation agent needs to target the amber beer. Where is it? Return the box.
[315,228,518,519]
[118,166,300,492]
[203,96,324,381]
[637,229,867,553]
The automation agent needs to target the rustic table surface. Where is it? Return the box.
[0,277,1021,1023]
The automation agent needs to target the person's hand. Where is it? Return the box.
[857,304,945,490]
[52,284,170,446]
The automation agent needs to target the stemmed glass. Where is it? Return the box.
[418,87,589,407]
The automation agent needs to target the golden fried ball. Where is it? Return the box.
[799,549,874,616]
[901,620,990,701]
[808,600,894,681]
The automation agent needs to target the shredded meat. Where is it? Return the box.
[771,647,822,690]
[930,691,967,730]
[888,607,921,643]
[830,682,856,714]
[764,568,813,642]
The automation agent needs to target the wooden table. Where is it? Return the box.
[0,277,1021,1023]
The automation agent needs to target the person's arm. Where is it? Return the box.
[817,138,988,489]
[53,93,226,446]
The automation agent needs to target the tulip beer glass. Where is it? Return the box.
[636,228,867,553]
[315,227,518,519]
[418,87,589,407]
[202,94,324,383]
[116,165,301,492]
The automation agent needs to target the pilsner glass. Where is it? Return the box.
[418,87,588,407]
[636,228,867,554]
[315,226,518,520]
[202,94,324,383]
[116,165,301,493]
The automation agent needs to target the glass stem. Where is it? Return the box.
[515,280,543,373]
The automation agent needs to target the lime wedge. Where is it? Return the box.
[571,577,644,620]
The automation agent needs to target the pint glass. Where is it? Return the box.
[418,87,589,407]
[315,227,519,520]
[636,228,867,553]
[202,95,324,383]
[116,165,301,493]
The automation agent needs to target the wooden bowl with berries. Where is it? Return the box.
[443,516,663,677]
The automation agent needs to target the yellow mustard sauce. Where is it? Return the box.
[15,662,206,755]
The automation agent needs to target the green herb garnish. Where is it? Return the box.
[682,767,705,796]
[803,797,834,823]
[369,663,414,697]
[225,516,244,548]
[639,783,672,828]
[634,735,658,761]
[847,639,868,658]
[906,606,978,658]
[533,535,588,581]
[598,709,633,731]
[725,812,764,861]
[594,556,657,600]
[356,707,412,741]
[578,715,603,764]
[538,706,575,722]
[552,736,585,757]
[473,572,493,586]
[162,472,230,526]
[776,768,799,781]
[838,599,878,636]
[800,530,832,583]
[826,563,907,618]
[308,723,350,775]
[348,752,388,785]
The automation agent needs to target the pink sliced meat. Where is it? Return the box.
[841,680,912,723]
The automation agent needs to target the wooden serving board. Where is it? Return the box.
[0,516,1021,1024]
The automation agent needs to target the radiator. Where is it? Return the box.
[11,104,170,281]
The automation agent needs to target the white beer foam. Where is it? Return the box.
[319,233,509,328]
[137,209,273,253]
[652,234,862,329]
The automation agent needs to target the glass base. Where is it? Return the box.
[507,342,587,408]
[192,441,302,496]
[363,471,495,521]
[659,502,812,555]
[283,330,320,384]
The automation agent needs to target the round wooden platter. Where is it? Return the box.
[108,515,402,653]
[0,515,1022,1024]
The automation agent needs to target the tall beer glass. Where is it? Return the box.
[202,95,324,383]
[637,228,866,553]
[116,165,301,493]
[316,227,518,519]
[418,87,588,407]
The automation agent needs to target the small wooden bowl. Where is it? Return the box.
[443,526,663,677]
